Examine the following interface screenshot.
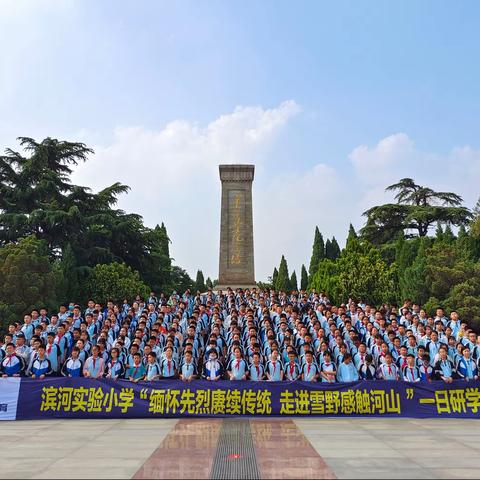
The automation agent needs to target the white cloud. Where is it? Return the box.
[71,101,300,280]
[71,103,479,283]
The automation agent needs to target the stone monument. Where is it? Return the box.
[216,164,256,290]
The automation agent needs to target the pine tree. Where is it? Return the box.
[272,267,279,287]
[331,237,341,259]
[206,277,213,289]
[308,227,325,278]
[326,237,341,260]
[346,223,358,247]
[443,224,455,243]
[194,270,206,292]
[290,270,298,291]
[436,223,444,241]
[275,255,290,292]
[300,264,308,291]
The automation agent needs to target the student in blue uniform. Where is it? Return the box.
[105,347,124,380]
[378,353,400,380]
[61,347,83,377]
[418,354,434,382]
[284,351,301,381]
[145,352,161,381]
[337,353,359,382]
[227,346,247,380]
[265,349,284,381]
[456,346,478,381]
[301,351,320,382]
[248,352,265,381]
[402,354,421,382]
[1,343,25,377]
[359,354,376,380]
[319,351,336,383]
[160,346,177,378]
[83,345,105,379]
[30,344,53,379]
[179,350,198,382]
[434,348,457,383]
[126,353,147,383]
[203,349,223,381]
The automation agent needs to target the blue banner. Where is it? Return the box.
[1,378,480,419]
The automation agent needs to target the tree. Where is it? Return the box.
[300,264,308,291]
[310,259,340,303]
[290,270,298,291]
[0,236,59,331]
[84,263,150,304]
[325,237,341,260]
[308,227,325,277]
[170,266,194,293]
[346,223,358,247]
[361,178,471,243]
[206,277,213,289]
[194,270,206,292]
[272,267,279,287]
[275,255,290,292]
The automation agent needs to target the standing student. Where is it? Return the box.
[359,354,376,380]
[301,351,320,382]
[434,348,457,383]
[45,332,61,374]
[418,354,434,382]
[83,345,105,379]
[265,349,284,381]
[337,353,359,382]
[61,347,83,377]
[1,343,25,377]
[179,350,197,382]
[160,346,177,379]
[457,346,478,381]
[284,351,301,381]
[203,349,223,381]
[126,353,147,383]
[402,354,421,382]
[319,351,336,383]
[248,352,265,381]
[105,347,124,380]
[145,352,161,381]
[227,346,247,380]
[30,345,53,379]
[377,353,400,380]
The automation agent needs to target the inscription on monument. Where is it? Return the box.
[229,190,245,267]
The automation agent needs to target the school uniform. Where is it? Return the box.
[228,358,247,380]
[377,363,399,380]
[1,354,25,376]
[126,363,146,380]
[359,364,376,380]
[402,365,421,382]
[418,364,433,381]
[180,361,197,380]
[434,359,456,380]
[31,358,53,377]
[265,359,283,381]
[457,357,478,380]
[83,356,105,378]
[145,362,161,380]
[337,362,359,382]
[61,357,83,377]
[45,343,61,373]
[284,361,301,381]
[106,359,124,379]
[320,361,336,383]
[159,358,177,378]
[203,359,223,379]
[248,363,265,381]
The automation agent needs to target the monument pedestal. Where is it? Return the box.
[218,165,256,290]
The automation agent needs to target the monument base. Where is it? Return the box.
[215,284,257,292]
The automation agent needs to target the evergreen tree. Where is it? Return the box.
[275,255,290,292]
[443,224,455,243]
[194,270,206,292]
[325,237,341,260]
[308,226,325,278]
[346,223,358,247]
[272,267,279,287]
[435,222,444,241]
[290,270,298,291]
[206,277,213,289]
[300,264,308,291]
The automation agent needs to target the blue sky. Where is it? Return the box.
[1,0,479,281]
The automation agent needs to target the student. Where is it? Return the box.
[402,354,421,382]
[54,325,69,365]
[159,346,177,378]
[145,352,161,381]
[61,347,84,377]
[359,354,376,380]
[301,351,320,382]
[30,344,53,379]
[248,352,265,381]
[83,345,105,379]
[105,347,124,380]
[418,354,434,382]
[1,343,25,377]
[377,353,400,380]
[456,346,478,381]
[126,353,147,383]
[227,347,247,380]
[265,349,284,381]
[337,353,359,382]
[434,348,456,383]
[179,350,198,382]
[203,349,223,381]
[318,351,336,383]
[284,351,301,381]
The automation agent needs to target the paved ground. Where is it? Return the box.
[1,418,479,479]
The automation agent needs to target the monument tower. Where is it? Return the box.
[217,164,256,290]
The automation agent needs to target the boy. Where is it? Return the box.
[1,343,25,377]
[457,346,478,381]
[203,349,223,381]
[265,349,284,381]
[248,352,265,381]
[179,350,197,382]
[402,354,421,382]
[61,346,83,377]
[145,352,161,381]
[83,345,105,379]
[126,352,147,383]
[160,346,177,378]
[284,351,301,381]
[319,351,336,383]
[337,353,359,382]
[377,353,399,380]
[30,344,53,379]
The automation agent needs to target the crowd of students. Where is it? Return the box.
[1,288,479,383]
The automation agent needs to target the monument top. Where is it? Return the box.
[219,164,255,182]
